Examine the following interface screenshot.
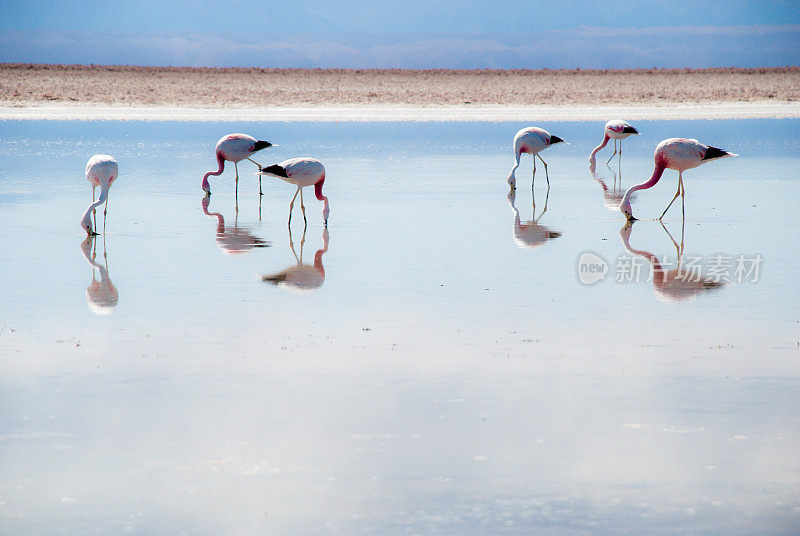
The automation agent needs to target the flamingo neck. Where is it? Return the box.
[81,183,109,228]
[202,152,225,192]
[589,134,610,163]
[315,177,330,221]
[621,160,666,207]
[507,150,521,185]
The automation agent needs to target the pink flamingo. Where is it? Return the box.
[81,154,118,235]
[619,222,724,302]
[258,158,330,227]
[262,227,329,292]
[506,127,565,190]
[589,120,639,166]
[201,133,272,199]
[619,138,737,221]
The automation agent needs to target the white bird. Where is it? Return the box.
[506,127,565,190]
[81,155,118,235]
[259,158,330,227]
[202,133,272,199]
[589,119,639,166]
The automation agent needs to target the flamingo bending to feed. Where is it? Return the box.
[81,155,118,235]
[201,134,272,198]
[506,127,565,190]
[620,138,737,221]
[258,158,330,227]
[589,120,639,166]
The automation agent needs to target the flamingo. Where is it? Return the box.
[81,155,118,235]
[589,120,639,166]
[506,127,565,190]
[201,134,272,201]
[619,222,724,302]
[80,235,119,314]
[202,195,271,255]
[619,138,737,221]
[262,226,329,292]
[258,158,330,227]
[507,190,561,249]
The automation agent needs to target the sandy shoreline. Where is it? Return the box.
[1,101,799,121]
[3,64,799,121]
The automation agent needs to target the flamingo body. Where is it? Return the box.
[507,127,564,189]
[260,157,330,225]
[589,119,639,166]
[620,138,737,220]
[202,133,272,194]
[81,155,118,235]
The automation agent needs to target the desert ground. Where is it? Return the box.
[1,64,799,120]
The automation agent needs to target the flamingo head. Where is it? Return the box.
[81,213,97,236]
[619,197,635,221]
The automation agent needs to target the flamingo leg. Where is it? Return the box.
[537,154,550,187]
[246,157,264,195]
[538,183,551,220]
[288,186,300,227]
[92,185,97,230]
[300,188,307,228]
[679,172,685,219]
[103,195,109,234]
[606,139,617,165]
[659,174,682,220]
[532,156,536,189]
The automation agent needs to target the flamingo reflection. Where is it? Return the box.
[262,226,329,292]
[507,189,561,249]
[202,194,270,255]
[619,221,725,302]
[590,160,626,211]
[80,235,118,314]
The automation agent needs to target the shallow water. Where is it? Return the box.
[0,119,798,535]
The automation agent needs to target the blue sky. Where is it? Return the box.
[1,1,799,68]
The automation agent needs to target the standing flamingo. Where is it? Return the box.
[589,120,639,166]
[258,158,330,227]
[619,138,737,221]
[201,134,272,201]
[506,127,565,190]
[81,155,118,235]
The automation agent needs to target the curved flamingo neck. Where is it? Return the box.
[589,134,610,162]
[81,182,109,227]
[202,152,225,191]
[315,176,329,219]
[621,160,666,207]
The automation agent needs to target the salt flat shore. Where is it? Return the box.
[2,64,799,121]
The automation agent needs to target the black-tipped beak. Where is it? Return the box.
[626,214,637,222]
[549,135,564,145]
[254,140,272,151]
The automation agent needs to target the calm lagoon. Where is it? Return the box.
[0,119,798,535]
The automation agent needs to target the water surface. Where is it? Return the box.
[0,119,798,535]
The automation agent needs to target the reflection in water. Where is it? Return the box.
[619,221,725,302]
[202,194,270,255]
[262,226,329,292]
[80,235,118,314]
[507,189,561,249]
[590,160,626,211]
